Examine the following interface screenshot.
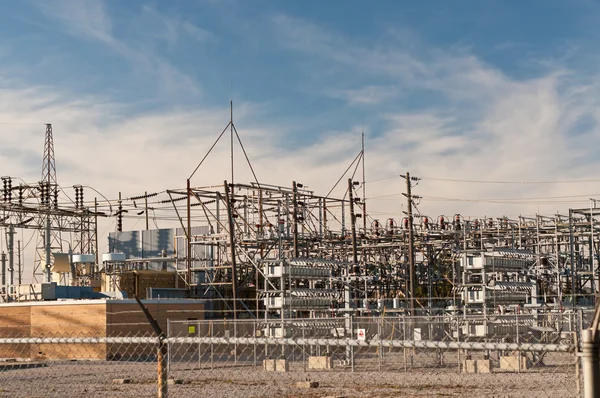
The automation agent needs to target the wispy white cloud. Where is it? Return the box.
[140,5,214,48]
[326,85,399,105]
[35,0,203,96]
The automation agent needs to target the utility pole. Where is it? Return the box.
[145,191,149,230]
[292,181,299,258]
[186,180,192,287]
[361,131,367,232]
[1,252,5,288]
[348,179,359,273]
[402,172,417,316]
[224,180,238,320]
[7,224,14,286]
[17,239,21,285]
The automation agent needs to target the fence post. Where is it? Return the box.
[158,341,169,398]
[351,314,355,372]
[253,320,257,367]
[403,317,407,373]
[456,315,461,374]
[516,312,521,373]
[166,320,171,374]
[210,320,214,369]
[582,329,600,398]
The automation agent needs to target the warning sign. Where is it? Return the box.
[188,325,196,334]
[357,329,366,341]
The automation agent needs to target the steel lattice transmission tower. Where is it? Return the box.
[41,124,57,189]
[33,123,63,283]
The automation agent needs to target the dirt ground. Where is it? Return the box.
[0,361,578,397]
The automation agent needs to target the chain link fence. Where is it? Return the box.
[0,313,583,397]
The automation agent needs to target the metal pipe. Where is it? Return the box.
[582,329,599,398]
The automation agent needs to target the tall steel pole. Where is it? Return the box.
[404,172,415,316]
[186,179,192,287]
[348,179,359,271]
[224,180,238,320]
[292,181,299,258]
[17,239,21,285]
[361,131,367,232]
[1,252,6,288]
[7,225,14,286]
[145,191,149,231]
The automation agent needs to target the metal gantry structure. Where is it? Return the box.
[124,174,597,321]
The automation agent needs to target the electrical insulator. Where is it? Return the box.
[74,187,80,209]
[39,183,45,205]
[117,205,123,232]
[454,214,461,231]
[53,189,58,208]
[403,217,409,229]
[473,219,480,230]
[439,216,446,230]
[6,178,11,202]
[372,220,380,236]
[423,217,429,229]
[18,186,23,205]
[387,218,395,235]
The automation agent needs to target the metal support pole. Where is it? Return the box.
[45,218,51,283]
[582,329,599,398]
[292,181,299,258]
[348,179,359,273]
[404,172,415,317]
[17,240,21,285]
[186,180,192,288]
[224,181,238,320]
[7,225,14,287]
[0,252,5,290]
[145,191,149,231]
[569,209,576,306]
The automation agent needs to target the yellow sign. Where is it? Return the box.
[188,325,196,334]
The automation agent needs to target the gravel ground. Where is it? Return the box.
[0,361,578,397]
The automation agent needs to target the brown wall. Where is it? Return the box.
[0,300,204,359]
[0,306,31,358]
[31,304,107,359]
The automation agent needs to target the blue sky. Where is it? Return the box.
[2,0,600,221]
